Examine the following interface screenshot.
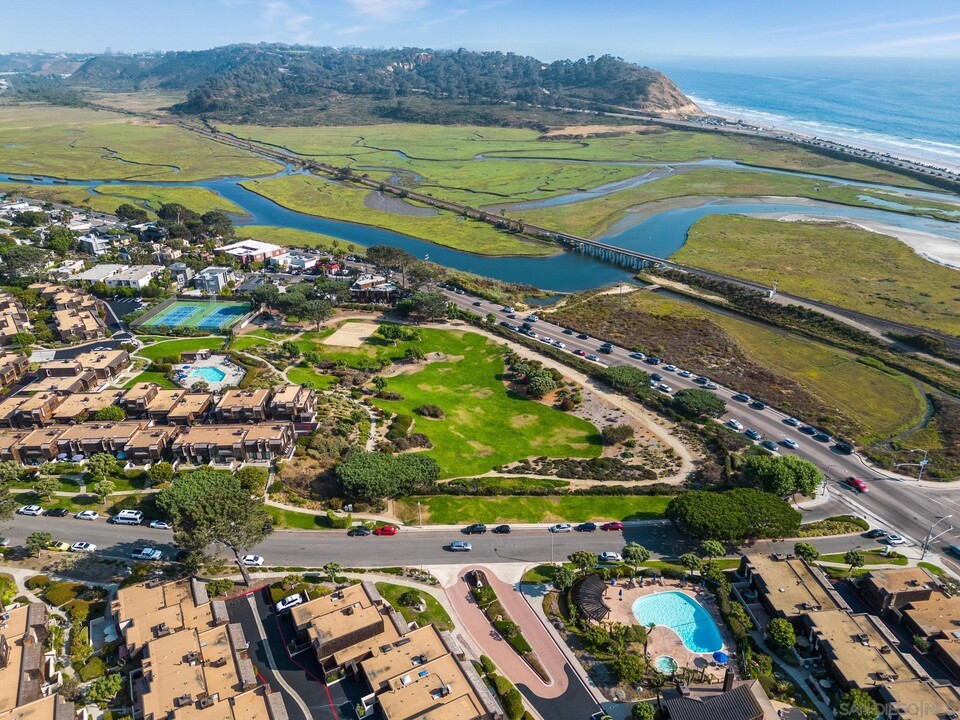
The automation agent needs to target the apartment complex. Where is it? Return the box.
[214,388,271,422]
[0,601,75,720]
[112,577,287,720]
[0,352,29,389]
[291,582,502,720]
[171,423,295,465]
[739,553,847,620]
[268,384,318,423]
[0,423,175,464]
[0,292,31,347]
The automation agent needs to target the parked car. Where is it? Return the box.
[75,510,99,521]
[472,300,482,306]
[744,429,762,440]
[704,382,718,390]
[732,393,751,402]
[586,354,601,362]
[760,440,779,452]
[886,534,906,546]
[601,521,625,531]
[782,438,799,449]
[563,328,574,335]
[241,554,265,566]
[865,528,888,539]
[449,541,472,552]
[657,384,674,393]
[71,542,97,553]
[629,352,646,360]
[131,547,162,561]
[463,524,487,535]
[47,541,71,552]
[750,401,766,410]
[784,417,801,427]
[577,333,589,340]
[799,425,818,435]
[727,419,744,431]
[17,505,44,516]
[275,593,304,613]
[834,441,855,455]
[599,552,623,563]
[374,525,398,536]
[148,520,171,530]
[347,526,371,537]
[846,477,869,493]
[678,370,692,378]
[44,508,68,518]
[492,525,512,534]
[663,364,676,372]
[813,432,832,443]
[549,523,572,533]
[575,522,597,532]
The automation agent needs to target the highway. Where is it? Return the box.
[441,288,960,562]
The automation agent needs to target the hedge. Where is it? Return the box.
[78,656,106,682]
[26,575,51,592]
[44,582,83,606]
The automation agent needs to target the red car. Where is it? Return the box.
[373,525,398,536]
[846,477,869,493]
[574,349,587,357]
[601,521,624,531]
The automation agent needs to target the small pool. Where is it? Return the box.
[189,367,226,383]
[654,656,678,674]
[632,591,723,654]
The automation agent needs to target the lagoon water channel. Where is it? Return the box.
[4,155,960,293]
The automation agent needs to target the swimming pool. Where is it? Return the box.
[632,591,723,654]
[189,367,226,383]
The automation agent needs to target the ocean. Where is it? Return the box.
[654,57,960,171]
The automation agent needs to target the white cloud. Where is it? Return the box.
[346,0,430,20]
[261,0,315,42]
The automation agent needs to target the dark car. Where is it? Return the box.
[814,432,832,443]
[834,441,855,455]
[693,376,708,385]
[575,522,597,532]
[492,524,512,534]
[745,428,762,440]
[644,356,661,365]
[799,425,818,435]
[563,328,574,335]
[499,321,510,327]
[749,401,766,410]
[865,528,887,539]
[732,393,751,402]
[472,300,482,306]
[43,508,69,518]
[463,523,487,535]
[347,527,371,537]
[598,344,613,354]
[577,333,589,340]
[651,373,663,382]
[760,439,779,451]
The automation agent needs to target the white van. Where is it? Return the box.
[111,510,143,525]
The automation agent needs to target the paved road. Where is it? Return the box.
[3,515,874,567]
[442,289,960,562]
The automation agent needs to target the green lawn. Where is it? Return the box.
[233,225,362,252]
[240,175,558,257]
[92,185,245,216]
[395,495,672,524]
[137,337,227,361]
[367,328,600,476]
[818,551,908,566]
[0,105,280,181]
[285,365,338,390]
[676,215,960,336]
[124,370,178,389]
[375,582,453,631]
[266,507,332,530]
[230,336,272,351]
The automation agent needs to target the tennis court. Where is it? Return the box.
[141,301,250,331]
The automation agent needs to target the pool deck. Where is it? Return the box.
[173,354,246,391]
[602,578,732,683]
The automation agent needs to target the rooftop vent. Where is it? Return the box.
[185,651,201,664]
[174,694,193,708]
[198,697,215,709]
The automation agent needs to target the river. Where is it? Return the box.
[4,154,960,292]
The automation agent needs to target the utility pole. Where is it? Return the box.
[418,500,422,529]
[921,515,953,561]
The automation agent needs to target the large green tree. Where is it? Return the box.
[1,245,48,279]
[742,454,823,497]
[336,451,439,503]
[157,469,271,584]
[766,618,796,650]
[665,488,801,542]
[672,388,727,419]
[622,542,650,569]
[839,689,880,720]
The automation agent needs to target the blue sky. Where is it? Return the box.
[7,0,960,59]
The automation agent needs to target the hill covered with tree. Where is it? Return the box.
[66,44,700,126]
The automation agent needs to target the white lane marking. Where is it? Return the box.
[247,595,312,720]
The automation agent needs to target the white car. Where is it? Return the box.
[678,370,692,378]
[75,511,99,521]
[782,438,799,449]
[149,520,172,530]
[664,365,676,372]
[449,541,472,552]
[131,547,163,561]
[727,419,744,431]
[599,552,623,563]
[18,505,44,516]
[241,554,265,566]
[540,336,552,344]
[71,542,97,553]
[886,534,906,546]
[549,523,573,533]
[275,593,304,613]
[658,384,674,393]
[553,340,565,349]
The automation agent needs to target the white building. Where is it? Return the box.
[69,264,129,283]
[269,251,318,271]
[104,265,163,290]
[49,259,86,279]
[78,234,114,257]
[218,239,285,264]
[194,266,235,294]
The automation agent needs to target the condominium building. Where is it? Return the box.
[123,426,179,465]
[0,352,29,389]
[71,349,130,380]
[171,423,295,465]
[55,421,147,457]
[52,308,104,343]
[268,384,317,423]
[215,389,272,423]
[51,390,125,424]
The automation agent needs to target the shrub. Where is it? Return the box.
[377,391,405,401]
[414,404,444,419]
[601,424,634,445]
[325,509,353,529]
[479,655,496,676]
[71,627,92,667]
[492,674,513,697]
[387,414,414,440]
[44,582,83,606]
[78,656,106,682]
[502,688,525,720]
[65,600,91,625]
[205,579,234,597]
[26,575,51,591]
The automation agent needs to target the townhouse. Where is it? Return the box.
[214,388,271,423]
[268,383,317,423]
[171,423,295,465]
